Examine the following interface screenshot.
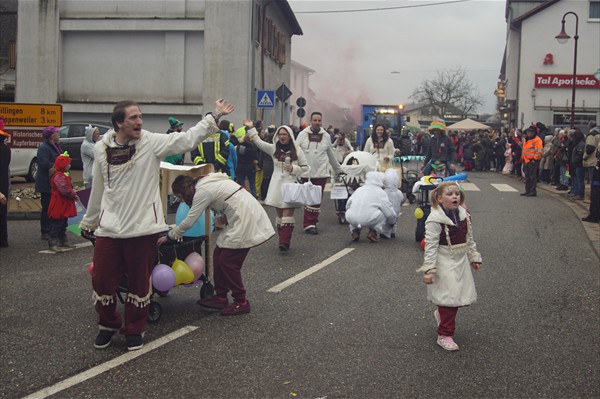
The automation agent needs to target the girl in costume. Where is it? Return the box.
[246,124,309,251]
[417,181,482,351]
[48,152,80,252]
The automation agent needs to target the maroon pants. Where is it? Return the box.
[92,234,158,335]
[301,177,327,229]
[437,306,459,336]
[213,246,250,302]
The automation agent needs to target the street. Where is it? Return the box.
[1,171,599,399]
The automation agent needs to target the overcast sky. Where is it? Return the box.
[288,0,507,116]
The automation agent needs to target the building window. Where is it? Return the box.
[591,1,600,19]
[254,3,261,44]
[278,33,286,66]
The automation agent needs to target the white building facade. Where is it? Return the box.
[499,0,599,130]
[13,0,302,131]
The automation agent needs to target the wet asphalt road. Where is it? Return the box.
[0,171,598,398]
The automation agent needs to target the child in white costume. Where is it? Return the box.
[345,171,397,242]
[381,168,404,239]
[416,182,482,351]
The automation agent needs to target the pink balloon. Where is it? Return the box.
[184,252,205,280]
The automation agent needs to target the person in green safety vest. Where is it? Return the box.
[191,124,231,175]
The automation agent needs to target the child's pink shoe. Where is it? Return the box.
[437,335,459,351]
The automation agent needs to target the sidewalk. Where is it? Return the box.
[6,170,82,221]
[7,197,41,220]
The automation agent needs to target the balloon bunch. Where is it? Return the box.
[151,252,205,292]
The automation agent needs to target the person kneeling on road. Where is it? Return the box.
[345,171,397,243]
[158,173,275,316]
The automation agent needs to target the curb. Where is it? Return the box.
[7,211,41,221]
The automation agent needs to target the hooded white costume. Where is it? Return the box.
[81,125,97,187]
[381,168,404,238]
[345,171,397,234]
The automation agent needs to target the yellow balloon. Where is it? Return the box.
[172,258,195,285]
[414,207,424,220]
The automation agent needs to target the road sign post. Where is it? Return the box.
[295,97,306,126]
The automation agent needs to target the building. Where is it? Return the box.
[8,0,302,131]
[498,0,600,130]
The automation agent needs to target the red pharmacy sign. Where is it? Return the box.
[534,74,600,89]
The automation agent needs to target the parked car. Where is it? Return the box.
[9,146,39,182]
[59,121,112,169]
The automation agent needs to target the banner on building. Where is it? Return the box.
[534,74,600,89]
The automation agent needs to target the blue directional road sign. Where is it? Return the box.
[257,90,275,109]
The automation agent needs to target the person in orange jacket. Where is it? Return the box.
[520,124,543,196]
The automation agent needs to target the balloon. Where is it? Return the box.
[414,207,424,220]
[172,258,195,285]
[420,238,426,250]
[152,264,176,292]
[443,172,467,182]
[87,262,94,276]
[184,252,205,281]
[175,203,214,237]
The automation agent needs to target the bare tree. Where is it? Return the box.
[410,67,483,118]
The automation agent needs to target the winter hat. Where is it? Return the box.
[428,119,446,132]
[53,151,72,172]
[525,123,539,135]
[169,117,184,129]
[42,126,59,139]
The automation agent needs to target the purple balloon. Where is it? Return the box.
[152,264,176,292]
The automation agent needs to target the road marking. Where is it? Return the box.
[460,182,480,191]
[491,183,518,192]
[268,248,355,293]
[38,241,92,254]
[21,326,199,399]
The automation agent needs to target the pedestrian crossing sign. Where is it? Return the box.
[257,90,275,109]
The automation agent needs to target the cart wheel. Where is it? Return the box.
[147,301,162,324]
[415,219,426,242]
[200,281,214,299]
[155,289,169,298]
[338,214,346,224]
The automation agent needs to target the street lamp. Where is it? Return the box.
[555,11,579,129]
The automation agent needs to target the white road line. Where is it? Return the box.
[268,248,355,293]
[21,326,199,399]
[38,241,92,254]
[491,183,519,192]
[459,182,480,191]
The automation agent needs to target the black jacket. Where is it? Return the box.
[236,141,258,174]
[424,133,456,164]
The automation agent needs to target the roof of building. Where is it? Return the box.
[275,1,303,36]
[291,60,315,73]
[511,0,561,26]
